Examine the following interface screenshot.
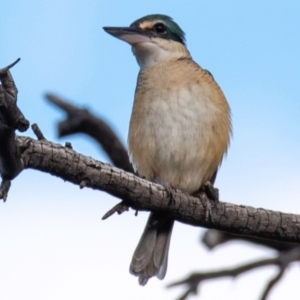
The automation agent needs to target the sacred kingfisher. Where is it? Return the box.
[103,14,231,286]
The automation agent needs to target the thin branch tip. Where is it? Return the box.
[0,58,21,74]
[0,180,11,202]
[31,123,46,140]
[9,58,21,69]
[102,201,129,220]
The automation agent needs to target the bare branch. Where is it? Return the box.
[31,123,46,140]
[102,201,130,220]
[0,179,11,202]
[259,247,300,300]
[10,135,300,243]
[0,59,21,75]
[202,229,296,252]
[168,247,300,300]
[45,93,133,173]
[168,258,276,300]
[0,62,299,299]
[45,93,133,219]
[260,268,285,300]
[0,59,29,187]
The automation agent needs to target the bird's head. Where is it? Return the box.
[103,14,190,68]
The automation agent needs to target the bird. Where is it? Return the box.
[103,14,231,286]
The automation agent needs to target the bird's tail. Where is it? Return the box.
[130,212,174,285]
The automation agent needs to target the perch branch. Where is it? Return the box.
[6,135,300,245]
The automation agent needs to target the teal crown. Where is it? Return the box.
[130,14,186,45]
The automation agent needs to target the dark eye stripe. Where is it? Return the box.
[130,14,186,45]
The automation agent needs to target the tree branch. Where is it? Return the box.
[45,93,133,173]
[0,59,29,201]
[43,88,300,300]
[1,59,299,250]
[45,93,134,218]
[0,135,294,244]
[168,246,300,300]
[1,61,300,300]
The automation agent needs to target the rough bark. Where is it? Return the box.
[11,135,300,244]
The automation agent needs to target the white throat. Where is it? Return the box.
[132,40,190,69]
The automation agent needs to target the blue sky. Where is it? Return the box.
[1,1,300,299]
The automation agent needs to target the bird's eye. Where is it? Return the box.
[153,23,167,34]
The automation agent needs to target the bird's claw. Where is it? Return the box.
[154,178,177,205]
[203,181,219,202]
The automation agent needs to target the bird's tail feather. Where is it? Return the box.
[130,212,174,285]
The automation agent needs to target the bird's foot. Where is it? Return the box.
[203,181,219,202]
[154,179,177,205]
[193,182,219,202]
[192,182,219,223]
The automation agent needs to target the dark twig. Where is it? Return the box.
[45,93,133,173]
[168,257,277,299]
[260,247,300,300]
[260,268,285,300]
[168,247,300,300]
[102,201,130,220]
[31,123,46,140]
[0,58,21,75]
[0,179,11,202]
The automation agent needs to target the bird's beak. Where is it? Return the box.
[103,27,152,45]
